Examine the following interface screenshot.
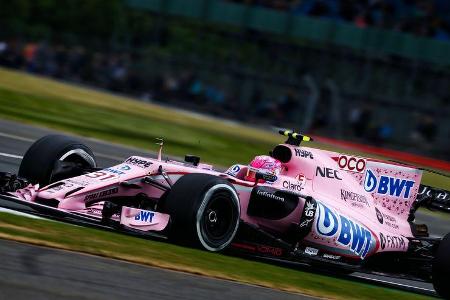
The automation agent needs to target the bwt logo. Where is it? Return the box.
[364,170,415,199]
[134,211,155,223]
[316,203,373,258]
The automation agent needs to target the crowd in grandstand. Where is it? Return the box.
[230,0,450,40]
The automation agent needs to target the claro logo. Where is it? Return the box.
[283,180,304,192]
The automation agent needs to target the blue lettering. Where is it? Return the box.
[389,177,406,197]
[361,230,373,258]
[316,203,338,237]
[350,221,366,255]
[364,169,416,199]
[141,211,150,222]
[316,203,374,259]
[135,211,155,223]
[364,170,377,192]
[337,216,352,246]
[404,181,414,198]
[377,176,389,194]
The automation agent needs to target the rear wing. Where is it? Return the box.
[417,185,450,212]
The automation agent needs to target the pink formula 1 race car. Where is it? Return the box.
[1,131,449,298]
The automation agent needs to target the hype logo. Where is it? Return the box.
[316,203,373,258]
[364,170,415,199]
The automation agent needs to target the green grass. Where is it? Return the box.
[0,212,433,300]
[0,68,448,189]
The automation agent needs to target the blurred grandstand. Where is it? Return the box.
[0,0,448,160]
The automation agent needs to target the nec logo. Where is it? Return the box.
[316,167,342,180]
[364,170,415,199]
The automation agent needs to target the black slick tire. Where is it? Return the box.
[163,173,240,252]
[18,134,97,186]
[433,232,450,299]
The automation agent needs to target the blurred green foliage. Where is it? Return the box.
[0,0,153,46]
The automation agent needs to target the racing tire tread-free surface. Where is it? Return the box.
[163,173,240,252]
[432,232,450,299]
[18,134,96,186]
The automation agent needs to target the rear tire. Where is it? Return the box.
[18,134,97,186]
[163,173,240,252]
[433,233,450,299]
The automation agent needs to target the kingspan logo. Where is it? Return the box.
[316,203,374,258]
[364,170,415,199]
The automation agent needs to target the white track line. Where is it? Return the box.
[0,131,124,162]
[0,132,34,142]
[0,152,23,159]
[352,274,435,292]
[0,207,45,220]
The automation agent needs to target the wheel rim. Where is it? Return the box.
[201,190,235,241]
[196,184,240,251]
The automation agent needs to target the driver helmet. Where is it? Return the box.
[245,155,282,182]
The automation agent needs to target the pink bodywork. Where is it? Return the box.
[12,143,423,260]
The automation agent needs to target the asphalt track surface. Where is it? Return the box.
[0,239,312,300]
[0,118,449,298]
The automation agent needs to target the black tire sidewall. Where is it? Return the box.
[18,134,96,185]
[433,233,450,299]
[164,173,240,251]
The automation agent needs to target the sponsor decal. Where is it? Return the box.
[295,148,314,159]
[256,190,285,203]
[125,157,153,168]
[375,207,384,224]
[295,173,307,183]
[85,171,118,181]
[323,253,341,260]
[364,170,415,199]
[134,210,155,223]
[260,173,278,182]
[256,245,283,256]
[375,207,399,229]
[87,208,103,215]
[104,168,126,175]
[67,178,90,187]
[316,203,374,258]
[46,182,74,193]
[283,180,304,192]
[340,189,370,208]
[338,155,366,173]
[225,165,241,177]
[379,233,406,250]
[316,167,342,180]
[305,247,319,256]
[84,187,118,201]
[418,185,449,202]
[296,197,317,240]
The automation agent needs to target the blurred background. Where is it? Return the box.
[0,0,449,160]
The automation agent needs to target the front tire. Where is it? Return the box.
[433,233,450,299]
[163,173,240,252]
[18,134,97,186]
